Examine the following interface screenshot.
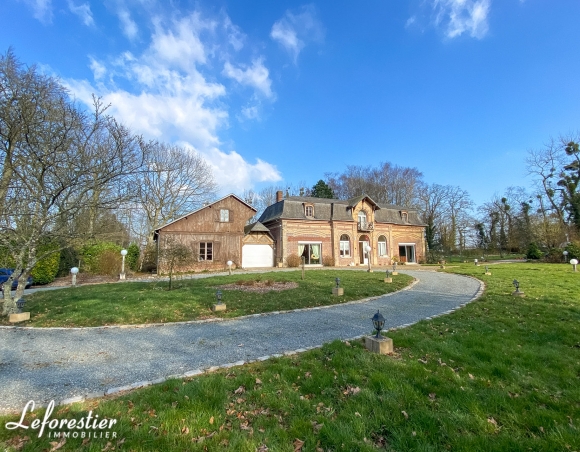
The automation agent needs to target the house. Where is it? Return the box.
[154,194,274,273]
[258,191,426,267]
[153,191,425,273]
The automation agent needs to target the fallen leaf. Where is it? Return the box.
[428,393,436,400]
[293,438,305,451]
[469,373,474,380]
[487,417,498,426]
[255,378,262,385]
[355,412,362,417]
[235,386,246,394]
[257,444,269,452]
[401,410,409,420]
[181,426,190,434]
[49,437,66,451]
[418,358,428,364]
[209,416,214,425]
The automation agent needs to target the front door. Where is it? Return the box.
[359,235,370,265]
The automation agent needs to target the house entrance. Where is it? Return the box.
[298,243,321,265]
[398,244,416,263]
[358,235,370,265]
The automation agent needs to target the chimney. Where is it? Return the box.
[276,190,283,203]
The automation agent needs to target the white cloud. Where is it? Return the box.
[406,16,417,28]
[241,105,260,120]
[89,57,106,80]
[65,11,282,194]
[223,58,274,99]
[223,16,245,51]
[20,0,52,24]
[432,0,491,39]
[270,5,324,63]
[117,7,138,40]
[67,0,94,26]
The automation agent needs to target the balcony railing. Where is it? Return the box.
[358,221,374,232]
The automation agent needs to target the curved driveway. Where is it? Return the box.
[0,270,482,414]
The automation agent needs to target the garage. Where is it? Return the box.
[242,244,274,268]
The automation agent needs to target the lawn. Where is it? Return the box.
[1,263,579,451]
[0,270,413,327]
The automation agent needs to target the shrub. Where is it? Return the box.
[565,242,580,260]
[141,244,158,273]
[543,248,564,263]
[286,253,301,267]
[80,242,122,274]
[31,244,61,285]
[98,250,122,276]
[126,243,140,271]
[322,255,335,267]
[526,242,543,260]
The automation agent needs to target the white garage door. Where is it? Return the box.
[242,244,273,268]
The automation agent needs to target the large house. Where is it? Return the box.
[258,191,426,267]
[153,191,425,273]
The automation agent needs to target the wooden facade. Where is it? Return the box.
[154,194,257,273]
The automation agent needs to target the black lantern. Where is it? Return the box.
[386,269,390,278]
[512,279,520,292]
[371,310,385,338]
[216,289,223,304]
[335,277,340,288]
[16,298,26,313]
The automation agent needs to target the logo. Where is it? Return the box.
[5,400,118,439]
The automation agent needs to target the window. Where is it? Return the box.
[358,211,367,226]
[339,234,350,257]
[305,205,314,217]
[220,209,230,222]
[299,243,321,264]
[378,236,387,257]
[401,211,408,222]
[199,242,213,261]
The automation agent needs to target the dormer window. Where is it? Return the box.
[305,204,314,217]
[401,211,408,223]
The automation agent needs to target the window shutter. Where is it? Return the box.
[193,242,200,262]
[213,242,221,261]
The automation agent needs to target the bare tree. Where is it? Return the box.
[325,162,423,206]
[137,141,216,246]
[0,52,145,315]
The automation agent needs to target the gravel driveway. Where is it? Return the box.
[0,270,482,414]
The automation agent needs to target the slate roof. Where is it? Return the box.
[258,195,424,226]
[244,221,271,234]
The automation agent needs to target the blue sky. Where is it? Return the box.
[2,0,580,206]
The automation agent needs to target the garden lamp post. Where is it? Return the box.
[333,277,343,296]
[70,267,79,287]
[570,258,578,272]
[16,298,26,313]
[211,288,226,312]
[227,260,233,276]
[371,310,385,338]
[120,249,128,280]
[365,244,372,272]
[563,250,568,263]
[512,279,525,297]
[384,269,392,283]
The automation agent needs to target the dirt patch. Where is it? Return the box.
[217,281,298,293]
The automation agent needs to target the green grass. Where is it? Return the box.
[0,270,413,327]
[1,263,579,451]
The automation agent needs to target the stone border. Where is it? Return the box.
[45,275,486,411]
[0,275,422,331]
